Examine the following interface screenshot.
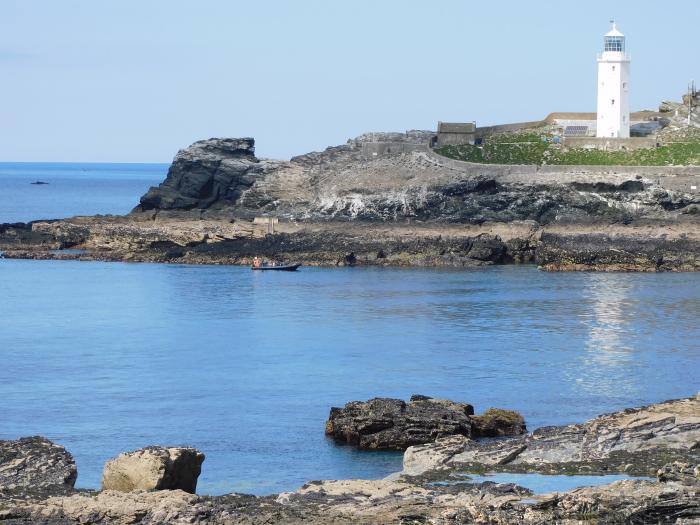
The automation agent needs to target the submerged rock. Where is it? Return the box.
[0,437,77,491]
[325,396,525,450]
[101,446,204,493]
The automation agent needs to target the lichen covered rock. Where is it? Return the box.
[471,408,527,437]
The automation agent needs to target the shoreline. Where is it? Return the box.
[2,392,698,524]
[3,215,700,272]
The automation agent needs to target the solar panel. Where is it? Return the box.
[564,125,589,137]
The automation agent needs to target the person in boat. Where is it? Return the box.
[252,256,262,268]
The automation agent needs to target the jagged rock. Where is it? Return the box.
[325,396,525,450]
[325,397,475,450]
[131,133,700,226]
[136,138,273,212]
[403,395,700,477]
[0,437,77,491]
[101,446,204,493]
[538,230,700,272]
[657,462,700,485]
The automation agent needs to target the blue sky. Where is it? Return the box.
[1,0,698,162]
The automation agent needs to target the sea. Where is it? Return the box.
[1,163,699,495]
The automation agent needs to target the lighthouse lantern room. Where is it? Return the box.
[596,21,631,138]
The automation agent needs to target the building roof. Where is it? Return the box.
[438,122,475,134]
[605,22,624,37]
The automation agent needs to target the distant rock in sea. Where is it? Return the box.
[30,181,49,185]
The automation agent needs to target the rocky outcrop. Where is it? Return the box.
[403,394,700,477]
[4,463,699,524]
[1,397,699,524]
[136,138,285,213]
[132,135,700,225]
[325,396,525,450]
[3,217,538,268]
[538,227,700,271]
[657,461,700,485]
[101,446,204,493]
[5,132,700,271]
[0,437,77,492]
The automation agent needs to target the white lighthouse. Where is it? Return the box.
[596,21,630,138]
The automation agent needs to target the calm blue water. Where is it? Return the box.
[0,164,699,496]
[0,261,698,495]
[0,162,165,223]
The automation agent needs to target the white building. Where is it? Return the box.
[596,22,631,138]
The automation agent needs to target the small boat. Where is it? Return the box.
[251,263,301,271]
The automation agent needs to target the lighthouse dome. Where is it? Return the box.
[603,22,625,52]
[605,22,624,37]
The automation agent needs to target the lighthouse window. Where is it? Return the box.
[611,99,615,105]
[612,65,615,71]
[604,36,624,52]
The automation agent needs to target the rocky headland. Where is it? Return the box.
[1,394,698,524]
[2,126,700,270]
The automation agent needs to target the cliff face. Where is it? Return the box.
[137,138,287,212]
[134,135,700,226]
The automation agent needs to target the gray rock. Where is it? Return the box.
[325,396,526,450]
[325,397,475,450]
[403,395,700,477]
[132,131,700,228]
[657,462,700,485]
[0,437,77,491]
[136,138,265,212]
[101,446,204,493]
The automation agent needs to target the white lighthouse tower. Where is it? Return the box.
[596,21,630,138]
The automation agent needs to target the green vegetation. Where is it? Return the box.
[436,131,700,166]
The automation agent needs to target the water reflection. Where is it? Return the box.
[575,273,638,397]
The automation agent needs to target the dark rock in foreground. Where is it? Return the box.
[325,396,525,450]
[0,437,77,491]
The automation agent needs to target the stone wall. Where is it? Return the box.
[475,120,546,138]
[436,132,475,147]
[360,142,428,158]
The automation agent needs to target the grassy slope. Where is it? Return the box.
[436,130,700,166]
